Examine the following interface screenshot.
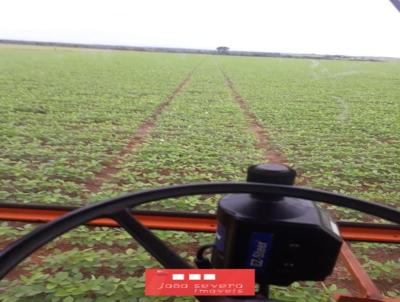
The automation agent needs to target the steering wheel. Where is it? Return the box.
[1,182,399,302]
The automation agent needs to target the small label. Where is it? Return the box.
[145,269,255,296]
[246,232,273,272]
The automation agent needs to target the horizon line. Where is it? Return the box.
[1,38,399,61]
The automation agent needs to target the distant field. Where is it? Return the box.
[0,45,399,301]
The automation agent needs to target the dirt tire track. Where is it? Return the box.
[221,69,286,164]
[220,69,400,295]
[220,68,377,296]
[84,70,195,193]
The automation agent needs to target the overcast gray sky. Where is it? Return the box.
[1,0,399,57]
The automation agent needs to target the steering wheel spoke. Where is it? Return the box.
[111,209,191,269]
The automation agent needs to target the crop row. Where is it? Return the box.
[219,57,400,218]
[0,52,266,301]
[89,61,264,211]
[218,57,400,296]
[0,55,341,301]
[0,47,198,205]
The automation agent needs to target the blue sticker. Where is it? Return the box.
[214,223,226,251]
[245,232,273,272]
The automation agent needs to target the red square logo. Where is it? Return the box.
[145,269,255,296]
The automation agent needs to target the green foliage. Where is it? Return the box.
[220,57,400,219]
[0,271,146,302]
[1,45,399,300]
[359,256,400,282]
[0,46,198,205]
[97,63,264,212]
[271,282,348,302]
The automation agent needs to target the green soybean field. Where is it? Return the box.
[0,44,399,301]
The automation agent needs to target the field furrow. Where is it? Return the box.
[90,62,264,211]
[221,68,286,164]
[0,47,198,205]
[219,57,400,296]
[219,57,400,212]
[83,69,195,194]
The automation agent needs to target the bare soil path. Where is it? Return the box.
[219,68,398,297]
[220,70,286,164]
[84,70,195,193]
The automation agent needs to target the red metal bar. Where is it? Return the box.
[0,204,399,242]
[338,242,384,301]
[0,206,217,232]
[340,224,400,243]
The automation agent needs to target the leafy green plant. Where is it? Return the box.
[1,45,399,301]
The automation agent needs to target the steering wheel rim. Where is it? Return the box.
[1,182,399,301]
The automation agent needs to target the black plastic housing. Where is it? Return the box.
[211,164,342,286]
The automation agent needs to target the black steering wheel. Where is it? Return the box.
[1,182,399,302]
